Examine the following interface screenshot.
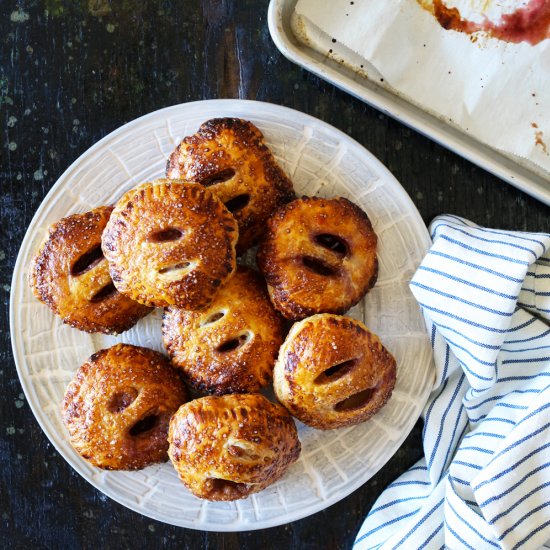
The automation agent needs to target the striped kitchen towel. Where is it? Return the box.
[355,215,550,550]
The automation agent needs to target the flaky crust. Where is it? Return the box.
[62,344,188,470]
[29,206,152,334]
[166,118,295,253]
[168,394,300,500]
[273,314,396,430]
[102,180,238,309]
[257,196,378,320]
[162,266,284,395]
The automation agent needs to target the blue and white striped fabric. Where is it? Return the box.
[355,215,550,550]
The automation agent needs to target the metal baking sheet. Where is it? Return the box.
[268,0,550,206]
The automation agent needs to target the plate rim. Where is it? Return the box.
[10,98,433,531]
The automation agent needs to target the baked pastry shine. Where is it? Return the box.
[257,196,378,320]
[168,393,301,500]
[102,180,238,309]
[62,344,188,470]
[273,314,396,430]
[166,118,295,253]
[162,266,284,395]
[29,206,152,334]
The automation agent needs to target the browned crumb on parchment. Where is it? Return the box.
[531,122,548,154]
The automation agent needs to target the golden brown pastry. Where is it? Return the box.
[29,206,152,334]
[62,344,188,470]
[102,180,238,310]
[168,393,300,500]
[162,266,284,395]
[257,196,378,320]
[166,118,295,253]
[273,314,396,430]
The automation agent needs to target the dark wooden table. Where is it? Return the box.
[1,1,548,549]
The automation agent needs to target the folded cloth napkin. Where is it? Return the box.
[355,215,550,550]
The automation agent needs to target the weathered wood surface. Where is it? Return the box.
[1,1,548,548]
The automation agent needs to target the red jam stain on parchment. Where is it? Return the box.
[420,0,550,45]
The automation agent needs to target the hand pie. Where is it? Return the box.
[168,393,300,500]
[29,206,151,334]
[166,118,295,253]
[62,344,188,470]
[257,196,378,320]
[162,266,284,395]
[102,180,238,310]
[273,314,396,430]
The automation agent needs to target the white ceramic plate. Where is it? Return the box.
[10,100,434,531]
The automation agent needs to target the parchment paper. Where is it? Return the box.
[295,0,550,176]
